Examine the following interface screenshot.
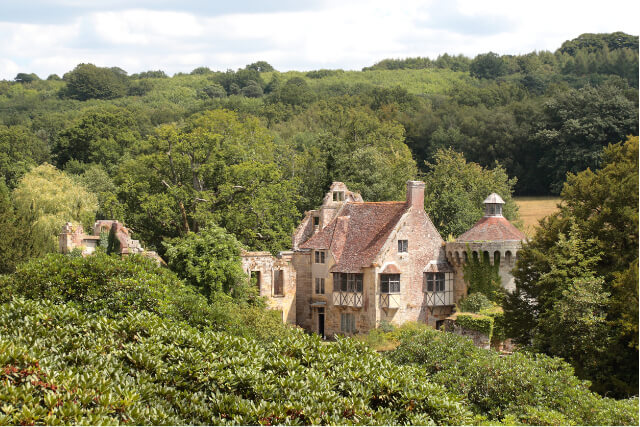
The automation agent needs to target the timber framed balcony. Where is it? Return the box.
[424,290,454,306]
[332,291,363,308]
[380,293,401,309]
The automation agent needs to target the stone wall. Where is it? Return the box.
[442,318,491,350]
[241,251,297,325]
[445,240,521,293]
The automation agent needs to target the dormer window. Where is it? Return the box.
[332,191,344,201]
[313,216,320,226]
[398,240,408,253]
[315,250,325,264]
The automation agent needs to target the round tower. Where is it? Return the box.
[445,193,526,298]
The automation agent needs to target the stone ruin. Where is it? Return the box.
[59,220,163,264]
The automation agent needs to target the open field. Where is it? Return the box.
[514,197,561,237]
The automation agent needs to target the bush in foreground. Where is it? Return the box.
[386,326,639,425]
[0,299,471,425]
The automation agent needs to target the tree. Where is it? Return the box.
[423,148,519,238]
[163,223,251,301]
[245,61,275,72]
[11,164,97,258]
[63,63,127,100]
[534,83,638,193]
[270,77,315,106]
[241,80,264,98]
[0,179,19,273]
[117,109,300,254]
[504,137,639,397]
[0,125,50,188]
[53,107,142,171]
[470,52,507,79]
[14,73,40,83]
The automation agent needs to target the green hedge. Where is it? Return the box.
[454,313,494,340]
[479,307,507,342]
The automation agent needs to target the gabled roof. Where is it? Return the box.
[457,216,526,242]
[300,201,408,273]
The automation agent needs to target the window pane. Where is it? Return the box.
[347,274,355,292]
[356,274,363,292]
[381,275,389,293]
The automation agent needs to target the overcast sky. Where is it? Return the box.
[0,0,638,80]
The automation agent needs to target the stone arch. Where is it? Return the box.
[472,250,479,261]
[455,251,461,264]
[494,251,501,265]
[463,251,468,262]
[482,251,490,264]
[505,250,512,265]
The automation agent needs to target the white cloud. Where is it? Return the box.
[0,0,638,79]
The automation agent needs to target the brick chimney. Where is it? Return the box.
[406,180,425,210]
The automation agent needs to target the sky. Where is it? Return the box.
[0,0,638,80]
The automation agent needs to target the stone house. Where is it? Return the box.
[241,181,525,337]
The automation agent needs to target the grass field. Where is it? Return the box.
[514,197,561,237]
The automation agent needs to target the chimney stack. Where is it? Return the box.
[406,180,425,210]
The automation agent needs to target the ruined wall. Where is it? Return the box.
[241,251,296,325]
[59,220,163,263]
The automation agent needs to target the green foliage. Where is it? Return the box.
[558,32,639,55]
[63,63,128,101]
[53,106,142,171]
[0,179,20,273]
[423,148,519,238]
[479,306,507,342]
[14,72,40,83]
[106,223,121,255]
[0,299,472,425]
[387,326,639,425]
[163,223,250,301]
[245,61,275,72]
[505,137,639,396]
[534,83,638,193]
[0,252,285,341]
[11,164,97,258]
[470,52,507,79]
[458,292,493,313]
[463,250,504,303]
[454,313,494,339]
[0,125,50,188]
[270,76,316,106]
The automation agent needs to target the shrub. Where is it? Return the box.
[458,292,494,313]
[0,253,286,342]
[0,298,473,425]
[387,326,639,425]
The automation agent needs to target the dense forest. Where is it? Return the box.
[0,32,638,424]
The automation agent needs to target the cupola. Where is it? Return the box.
[483,193,504,217]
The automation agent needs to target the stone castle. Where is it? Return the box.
[241,181,525,337]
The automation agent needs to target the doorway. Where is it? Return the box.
[318,307,325,338]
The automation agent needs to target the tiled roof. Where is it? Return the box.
[300,201,408,273]
[457,216,526,242]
